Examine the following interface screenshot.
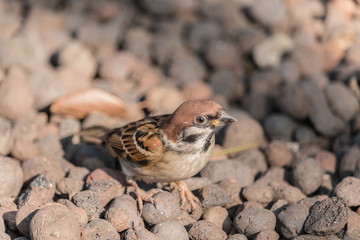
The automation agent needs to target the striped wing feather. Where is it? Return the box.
[104,116,166,166]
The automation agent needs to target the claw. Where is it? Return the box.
[128,178,161,213]
[172,181,201,212]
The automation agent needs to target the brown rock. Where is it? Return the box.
[202,206,232,234]
[277,203,309,239]
[254,230,279,240]
[242,185,273,205]
[293,158,324,195]
[334,177,360,207]
[0,157,23,198]
[234,208,276,237]
[345,210,360,239]
[0,66,34,120]
[29,205,81,240]
[188,220,227,240]
[82,219,119,240]
[265,140,293,167]
[142,191,181,225]
[151,221,188,240]
[72,190,104,220]
[315,150,337,174]
[21,156,64,183]
[15,205,38,237]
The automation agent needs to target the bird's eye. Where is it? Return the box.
[195,115,206,124]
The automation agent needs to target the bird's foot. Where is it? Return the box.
[128,179,162,213]
[171,181,201,212]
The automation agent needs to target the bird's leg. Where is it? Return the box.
[171,181,201,211]
[127,178,162,212]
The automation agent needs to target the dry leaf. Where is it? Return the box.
[50,88,127,119]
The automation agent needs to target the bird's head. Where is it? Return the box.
[161,100,236,152]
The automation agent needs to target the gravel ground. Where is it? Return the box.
[1,0,360,239]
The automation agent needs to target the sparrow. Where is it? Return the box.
[81,100,236,211]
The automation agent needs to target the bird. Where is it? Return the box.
[80,100,236,211]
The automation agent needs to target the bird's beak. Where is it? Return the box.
[213,110,237,127]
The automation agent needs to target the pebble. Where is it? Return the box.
[0,117,13,156]
[82,219,120,240]
[18,173,56,208]
[187,21,221,52]
[253,34,293,68]
[123,227,159,240]
[235,149,267,174]
[300,80,344,137]
[200,160,255,186]
[21,156,64,183]
[183,177,212,191]
[72,190,104,220]
[276,58,301,84]
[142,191,180,225]
[227,234,247,240]
[345,210,360,239]
[105,195,140,232]
[0,157,23,198]
[205,40,239,69]
[29,204,81,240]
[188,220,227,240]
[57,199,88,225]
[277,203,309,239]
[276,84,310,120]
[254,230,280,240]
[264,114,297,141]
[27,68,67,110]
[209,70,245,102]
[334,177,360,207]
[202,206,232,234]
[124,27,152,62]
[223,112,264,156]
[250,0,288,29]
[242,185,273,205]
[293,158,324,195]
[218,180,242,209]
[339,146,360,178]
[265,140,293,167]
[293,127,317,146]
[325,83,359,121]
[233,208,276,237]
[56,177,84,198]
[271,181,306,205]
[315,150,337,174]
[15,205,38,237]
[242,92,271,121]
[0,66,34,120]
[304,197,348,235]
[168,51,206,84]
[151,221,189,240]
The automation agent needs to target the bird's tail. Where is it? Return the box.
[79,126,112,145]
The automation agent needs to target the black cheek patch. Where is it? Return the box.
[183,134,201,143]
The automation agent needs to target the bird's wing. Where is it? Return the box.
[104,115,168,166]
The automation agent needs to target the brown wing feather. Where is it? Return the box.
[104,116,167,166]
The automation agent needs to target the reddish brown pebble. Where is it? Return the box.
[67,167,90,181]
[234,208,276,237]
[271,181,306,205]
[188,220,227,240]
[227,234,247,240]
[315,150,337,174]
[151,221,188,240]
[29,204,81,240]
[200,184,230,209]
[57,199,88,225]
[293,158,324,195]
[21,156,64,183]
[72,190,104,220]
[334,177,360,207]
[142,191,181,225]
[202,206,232,234]
[15,205,38,237]
[122,227,159,240]
[105,195,140,232]
[218,180,243,209]
[277,203,309,239]
[254,230,280,240]
[242,185,273,205]
[82,219,120,240]
[345,210,360,239]
[56,178,84,197]
[265,140,293,167]
[0,157,23,198]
